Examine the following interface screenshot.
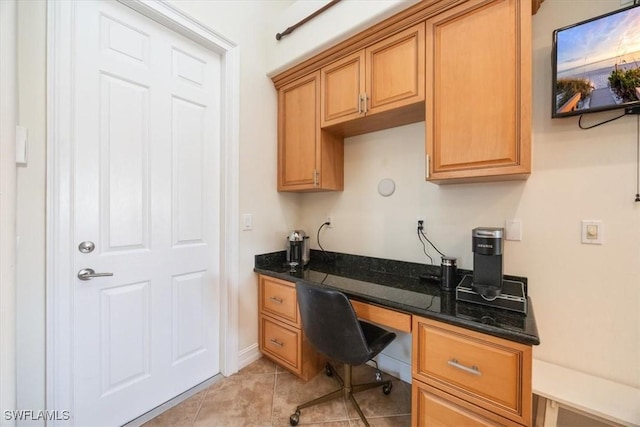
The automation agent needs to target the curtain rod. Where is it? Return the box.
[276,0,342,41]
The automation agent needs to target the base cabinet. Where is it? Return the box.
[258,275,325,380]
[412,316,532,426]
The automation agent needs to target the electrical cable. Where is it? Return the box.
[416,227,433,264]
[316,221,330,253]
[636,115,640,202]
[419,228,447,258]
[578,112,626,129]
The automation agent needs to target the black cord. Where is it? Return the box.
[578,112,626,129]
[636,115,640,202]
[317,222,330,252]
[419,228,447,257]
[417,228,433,264]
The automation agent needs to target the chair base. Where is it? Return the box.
[289,362,392,427]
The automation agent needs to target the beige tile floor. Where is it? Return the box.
[143,357,412,427]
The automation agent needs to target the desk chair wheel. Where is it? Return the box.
[325,363,333,377]
[383,382,393,395]
[289,409,300,426]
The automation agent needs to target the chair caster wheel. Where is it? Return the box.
[382,382,393,395]
[325,363,333,377]
[289,410,300,426]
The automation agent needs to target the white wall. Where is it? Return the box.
[280,0,639,388]
[0,0,18,424]
[264,0,420,75]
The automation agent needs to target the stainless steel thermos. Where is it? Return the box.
[440,256,457,291]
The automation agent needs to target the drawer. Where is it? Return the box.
[350,299,411,332]
[412,379,521,427]
[412,316,531,424]
[260,315,301,373]
[259,275,299,326]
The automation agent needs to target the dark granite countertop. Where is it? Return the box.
[254,250,540,346]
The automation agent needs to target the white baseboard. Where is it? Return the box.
[237,343,261,371]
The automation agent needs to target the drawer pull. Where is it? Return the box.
[269,296,284,304]
[448,359,481,376]
[269,339,284,348]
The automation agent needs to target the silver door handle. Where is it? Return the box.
[77,268,113,281]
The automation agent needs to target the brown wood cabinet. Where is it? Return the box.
[277,72,343,192]
[320,23,425,135]
[412,316,532,426]
[273,1,536,190]
[424,0,532,183]
[258,275,325,380]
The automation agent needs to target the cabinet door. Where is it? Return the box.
[366,23,425,115]
[321,51,365,127]
[425,0,531,183]
[278,72,320,191]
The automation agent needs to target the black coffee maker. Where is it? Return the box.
[471,227,504,297]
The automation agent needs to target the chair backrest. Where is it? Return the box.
[295,280,374,365]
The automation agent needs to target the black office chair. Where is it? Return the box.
[290,280,397,427]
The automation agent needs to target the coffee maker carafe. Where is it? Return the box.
[286,230,310,268]
[472,227,504,297]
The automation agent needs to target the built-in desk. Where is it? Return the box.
[255,250,540,426]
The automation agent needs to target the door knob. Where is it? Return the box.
[77,268,113,281]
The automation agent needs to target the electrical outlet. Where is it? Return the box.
[326,216,332,228]
[417,217,425,231]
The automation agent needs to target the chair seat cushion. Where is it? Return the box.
[360,320,396,359]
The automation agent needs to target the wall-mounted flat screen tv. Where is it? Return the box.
[552,4,640,118]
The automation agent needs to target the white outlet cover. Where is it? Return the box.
[581,220,603,244]
[505,220,522,241]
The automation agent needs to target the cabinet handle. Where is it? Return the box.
[425,154,430,179]
[313,169,319,187]
[269,296,283,304]
[357,94,363,114]
[269,339,284,348]
[362,93,368,114]
[447,359,481,376]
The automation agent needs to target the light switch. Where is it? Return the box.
[242,213,252,231]
[581,220,603,245]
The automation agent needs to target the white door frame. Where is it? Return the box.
[45,0,239,422]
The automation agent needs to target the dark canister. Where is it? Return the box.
[440,256,457,291]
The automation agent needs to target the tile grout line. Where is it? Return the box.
[270,368,280,427]
[189,379,211,426]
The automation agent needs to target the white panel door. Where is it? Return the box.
[72,1,221,425]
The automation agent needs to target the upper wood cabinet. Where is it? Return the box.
[277,71,343,192]
[424,0,531,183]
[273,0,538,191]
[320,23,425,136]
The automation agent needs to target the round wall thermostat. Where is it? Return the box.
[377,178,395,197]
